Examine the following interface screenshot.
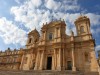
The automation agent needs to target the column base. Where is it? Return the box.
[62,66,65,70]
[57,66,61,71]
[52,67,56,70]
[72,67,76,71]
[34,66,38,70]
[39,67,43,70]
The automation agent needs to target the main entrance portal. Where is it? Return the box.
[47,57,52,70]
[67,61,72,70]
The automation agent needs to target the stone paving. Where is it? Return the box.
[0,70,99,75]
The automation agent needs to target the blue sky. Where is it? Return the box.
[0,0,100,55]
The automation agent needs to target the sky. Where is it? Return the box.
[0,0,100,54]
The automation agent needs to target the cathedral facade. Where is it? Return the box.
[0,15,99,72]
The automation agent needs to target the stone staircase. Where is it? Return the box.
[0,70,99,75]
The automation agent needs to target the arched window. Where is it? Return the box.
[85,52,88,62]
[80,26,84,33]
[49,33,53,40]
[29,38,32,43]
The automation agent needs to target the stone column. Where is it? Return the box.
[44,31,46,40]
[58,28,60,37]
[52,56,55,70]
[90,47,99,72]
[72,47,76,71]
[55,28,57,38]
[54,49,56,70]
[19,54,25,70]
[34,51,39,70]
[39,50,44,70]
[29,53,33,69]
[57,48,61,70]
[62,48,65,70]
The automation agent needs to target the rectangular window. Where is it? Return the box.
[29,38,32,43]
[49,33,53,40]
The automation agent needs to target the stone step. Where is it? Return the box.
[0,70,99,75]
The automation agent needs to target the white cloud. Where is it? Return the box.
[84,13,100,36]
[95,45,100,52]
[15,0,21,4]
[64,13,100,35]
[44,0,80,11]
[0,0,100,51]
[91,28,95,34]
[45,0,61,11]
[0,17,27,46]
[11,1,80,34]
[11,0,100,36]
[11,6,27,22]
[91,27,100,37]
[11,4,52,30]
[96,28,100,34]
[10,0,81,34]
[61,0,80,11]
[86,13,100,26]
[9,0,100,45]
[31,0,42,8]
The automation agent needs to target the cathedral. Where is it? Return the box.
[0,15,99,72]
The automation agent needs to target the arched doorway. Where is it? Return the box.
[47,56,52,70]
[67,61,72,70]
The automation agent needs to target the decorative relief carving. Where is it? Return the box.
[46,50,54,54]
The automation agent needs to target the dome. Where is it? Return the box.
[75,15,89,24]
[28,28,39,35]
[78,15,88,20]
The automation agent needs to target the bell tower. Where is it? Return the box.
[26,29,40,49]
[74,15,91,36]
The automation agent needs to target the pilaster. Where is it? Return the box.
[72,47,76,71]
[62,48,65,70]
[57,48,61,71]
[19,54,25,70]
[54,49,56,70]
[34,51,39,70]
[39,50,44,70]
